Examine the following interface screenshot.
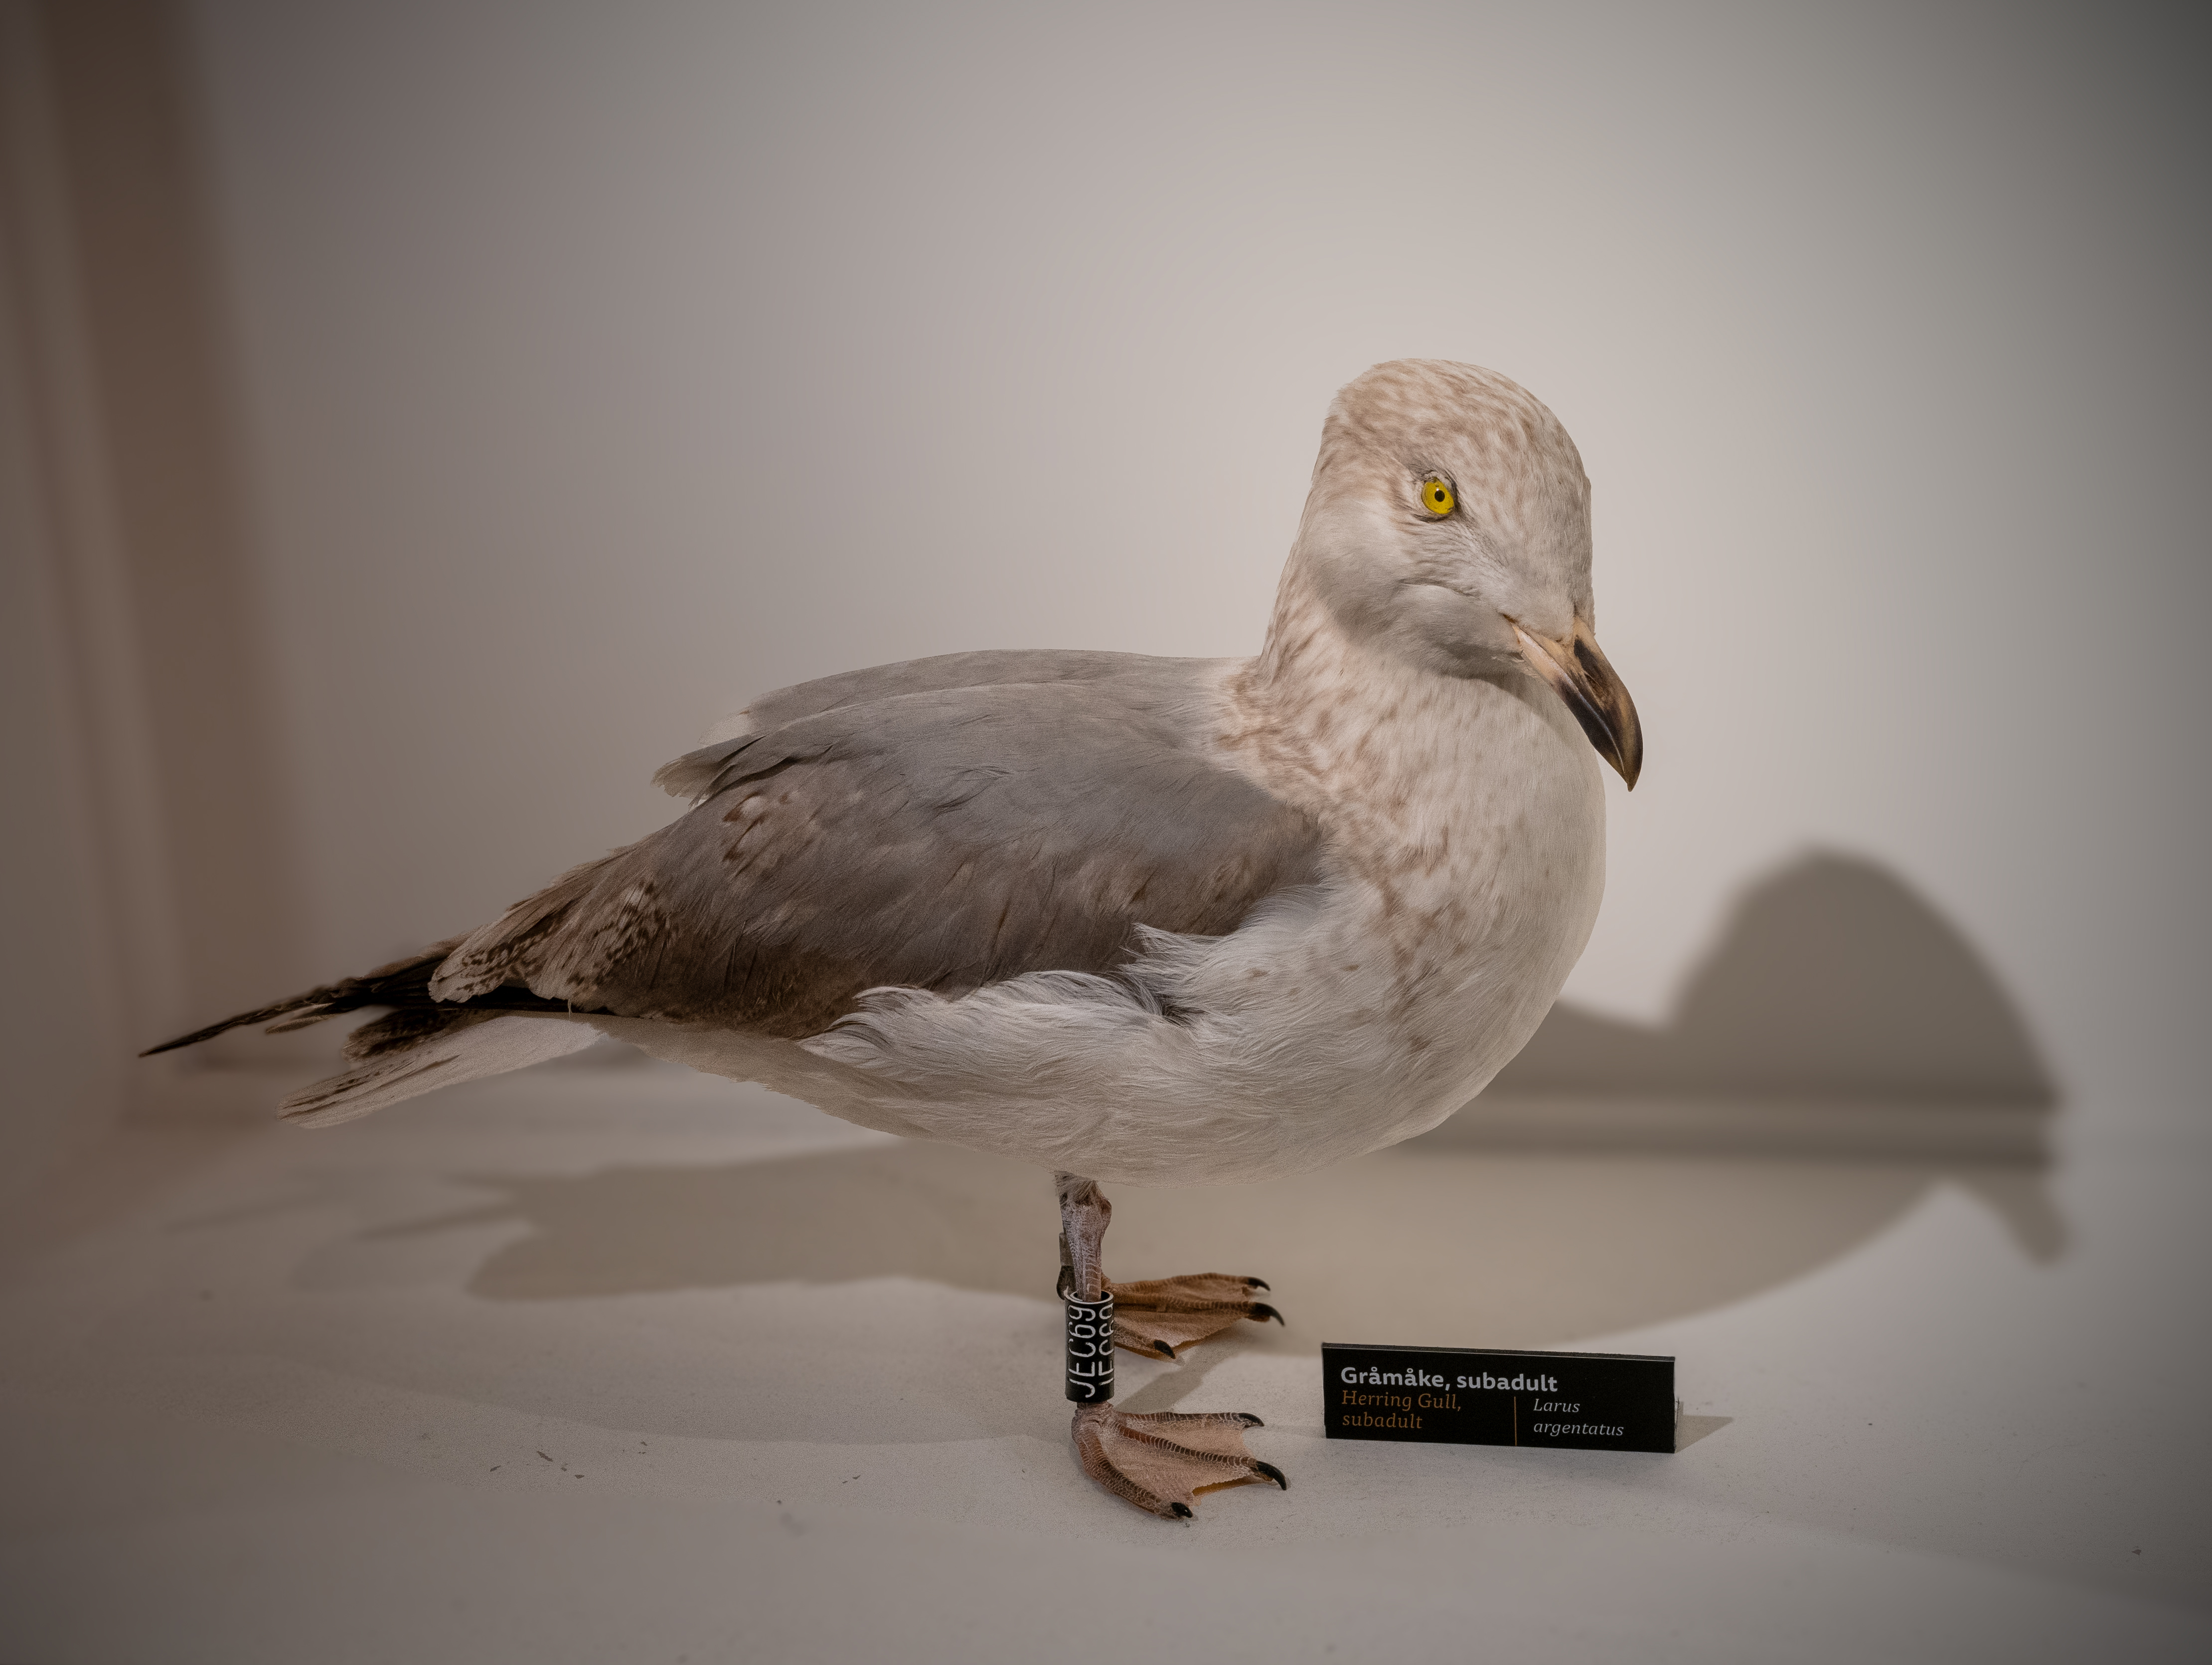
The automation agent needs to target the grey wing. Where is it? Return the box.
[433,673,1322,1038]
[658,649,1231,798]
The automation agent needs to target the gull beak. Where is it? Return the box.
[1511,618,1644,789]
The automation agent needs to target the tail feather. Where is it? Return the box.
[280,1013,603,1128]
[342,1007,484,1061]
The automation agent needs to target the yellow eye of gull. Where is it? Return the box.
[1421,476,1455,516]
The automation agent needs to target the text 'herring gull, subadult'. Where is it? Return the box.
[151,358,1643,1518]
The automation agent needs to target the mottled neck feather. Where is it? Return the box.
[1225,565,1543,862]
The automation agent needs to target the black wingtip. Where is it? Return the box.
[1254,1461,1288,1491]
[138,987,344,1057]
[139,1015,249,1057]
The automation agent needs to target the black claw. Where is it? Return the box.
[1248,1303,1284,1326]
[1253,1461,1288,1491]
[1244,1277,1271,1291]
[1154,1341,1176,1359]
[1236,1413,1264,1427]
[1170,1502,1193,1518]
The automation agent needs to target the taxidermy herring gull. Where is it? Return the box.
[152,359,1642,1519]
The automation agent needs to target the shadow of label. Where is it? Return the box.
[1675,1415,1732,1452]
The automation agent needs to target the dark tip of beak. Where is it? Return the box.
[1512,621,1644,790]
[1557,657,1642,790]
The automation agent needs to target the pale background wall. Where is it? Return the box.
[6,0,2206,1195]
[3,0,303,1201]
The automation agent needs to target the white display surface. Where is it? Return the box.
[1,1070,2205,1661]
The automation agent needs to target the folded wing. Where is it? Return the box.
[431,663,1322,1038]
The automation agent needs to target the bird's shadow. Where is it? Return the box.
[390,1132,2041,1350]
[347,850,2062,1429]
[1490,849,2058,1112]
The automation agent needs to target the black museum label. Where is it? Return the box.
[1322,1343,1675,1454]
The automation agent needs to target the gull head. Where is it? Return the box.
[1288,358,1643,788]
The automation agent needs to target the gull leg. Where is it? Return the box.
[1056,1172,1286,1519]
